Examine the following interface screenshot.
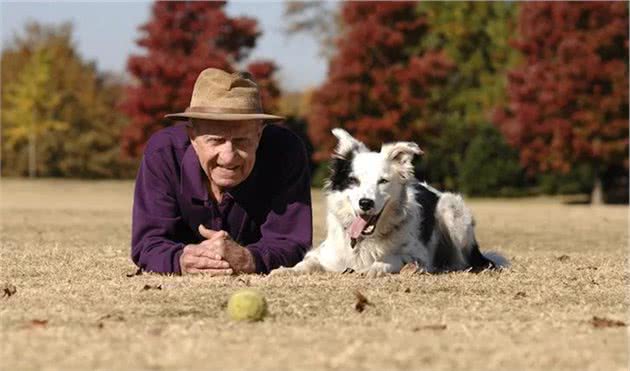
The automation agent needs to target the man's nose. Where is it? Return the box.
[359,198,375,211]
[219,141,238,163]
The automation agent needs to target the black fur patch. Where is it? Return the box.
[415,183,439,244]
[327,151,356,191]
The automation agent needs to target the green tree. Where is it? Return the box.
[414,2,523,192]
[1,22,133,178]
[2,44,69,177]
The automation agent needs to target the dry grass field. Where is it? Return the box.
[1,178,628,371]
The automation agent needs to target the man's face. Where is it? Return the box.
[188,119,263,192]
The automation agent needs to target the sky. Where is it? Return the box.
[0,1,329,92]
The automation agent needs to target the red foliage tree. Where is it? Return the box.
[121,1,279,158]
[494,2,628,198]
[247,60,280,113]
[308,2,454,161]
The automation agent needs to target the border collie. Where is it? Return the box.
[272,129,507,277]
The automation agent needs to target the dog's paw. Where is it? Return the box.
[364,262,393,278]
[268,266,299,277]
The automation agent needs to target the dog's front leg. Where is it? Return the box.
[364,256,405,278]
[268,254,325,276]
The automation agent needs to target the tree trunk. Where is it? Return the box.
[28,128,37,178]
[591,176,604,205]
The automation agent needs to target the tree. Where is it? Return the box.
[283,1,340,60]
[246,60,280,113]
[494,2,629,203]
[1,22,131,178]
[308,2,453,162]
[121,1,280,158]
[414,2,523,190]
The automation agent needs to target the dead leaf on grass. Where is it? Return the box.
[577,266,598,271]
[29,319,48,328]
[2,283,16,298]
[412,324,447,331]
[98,313,125,322]
[556,255,570,262]
[354,290,372,313]
[590,316,626,328]
[142,284,162,291]
[514,291,527,299]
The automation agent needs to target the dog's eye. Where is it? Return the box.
[378,178,389,185]
[348,176,360,186]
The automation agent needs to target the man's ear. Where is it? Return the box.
[331,128,368,158]
[185,121,198,147]
[381,142,423,180]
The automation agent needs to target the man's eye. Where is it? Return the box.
[205,137,223,144]
[234,138,252,147]
[348,176,360,186]
[378,178,389,185]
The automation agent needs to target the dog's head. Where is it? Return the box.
[325,128,423,241]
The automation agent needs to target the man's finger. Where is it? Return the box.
[185,268,233,276]
[198,225,230,241]
[198,224,218,239]
[185,256,230,270]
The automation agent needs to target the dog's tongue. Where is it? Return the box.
[349,217,368,239]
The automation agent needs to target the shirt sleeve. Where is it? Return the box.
[246,139,313,274]
[131,149,185,274]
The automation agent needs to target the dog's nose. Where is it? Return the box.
[359,198,375,211]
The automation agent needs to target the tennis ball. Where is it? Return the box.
[227,289,267,322]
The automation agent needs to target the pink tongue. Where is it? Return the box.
[349,217,368,239]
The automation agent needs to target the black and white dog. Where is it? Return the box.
[272,129,506,277]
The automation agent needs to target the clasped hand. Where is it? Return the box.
[179,225,255,275]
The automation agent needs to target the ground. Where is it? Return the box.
[0,179,627,371]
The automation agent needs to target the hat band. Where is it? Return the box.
[185,106,262,114]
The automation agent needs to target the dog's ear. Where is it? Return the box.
[381,142,423,180]
[332,128,368,157]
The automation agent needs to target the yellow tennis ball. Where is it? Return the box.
[227,289,267,322]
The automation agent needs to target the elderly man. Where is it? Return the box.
[131,68,312,275]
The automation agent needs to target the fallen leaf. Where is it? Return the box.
[142,284,162,291]
[126,268,143,277]
[354,290,372,313]
[577,266,598,271]
[400,262,421,276]
[29,319,48,328]
[556,255,570,262]
[2,284,16,298]
[412,324,447,331]
[590,316,626,328]
[514,291,527,299]
[98,313,125,322]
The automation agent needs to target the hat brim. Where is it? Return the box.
[164,112,284,122]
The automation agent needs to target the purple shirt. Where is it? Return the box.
[131,123,313,274]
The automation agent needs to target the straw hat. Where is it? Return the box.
[165,68,284,122]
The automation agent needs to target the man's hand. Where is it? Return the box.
[179,230,233,275]
[198,225,257,274]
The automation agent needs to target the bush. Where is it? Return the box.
[459,124,526,196]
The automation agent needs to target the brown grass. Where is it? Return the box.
[1,178,628,370]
